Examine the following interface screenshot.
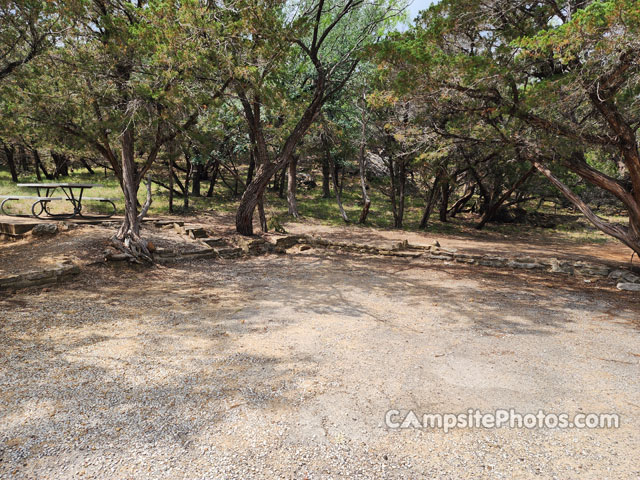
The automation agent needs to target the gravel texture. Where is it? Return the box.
[1,251,639,479]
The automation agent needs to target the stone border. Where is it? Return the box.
[272,235,640,289]
[12,233,634,292]
[0,263,80,291]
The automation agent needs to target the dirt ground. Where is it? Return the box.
[1,244,639,478]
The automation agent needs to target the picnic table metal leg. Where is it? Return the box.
[31,200,47,219]
[1,198,17,216]
[77,199,116,219]
[60,186,83,217]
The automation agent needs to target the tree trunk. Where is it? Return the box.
[236,169,272,235]
[278,166,286,199]
[395,159,406,229]
[419,176,440,229]
[33,149,54,180]
[439,181,450,223]
[258,195,267,232]
[183,152,191,210]
[243,151,253,186]
[113,126,152,262]
[532,159,640,256]
[331,161,348,223]
[388,157,398,226]
[287,154,299,218]
[358,139,371,224]
[169,152,175,214]
[206,160,219,197]
[449,184,475,218]
[80,157,95,175]
[18,145,28,173]
[322,153,331,198]
[51,151,69,177]
[476,166,535,229]
[321,131,348,223]
[2,143,18,182]
[192,161,203,197]
[235,77,324,235]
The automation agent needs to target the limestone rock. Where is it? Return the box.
[550,259,574,274]
[365,152,390,178]
[616,282,640,292]
[186,227,208,239]
[31,223,58,236]
[508,260,543,270]
[216,247,243,259]
[274,235,304,252]
[237,237,273,255]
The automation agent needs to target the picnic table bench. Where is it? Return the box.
[0,183,116,219]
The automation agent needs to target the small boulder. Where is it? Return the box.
[616,282,640,292]
[31,223,58,236]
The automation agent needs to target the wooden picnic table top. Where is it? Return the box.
[17,183,104,188]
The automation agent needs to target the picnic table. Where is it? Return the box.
[1,183,116,219]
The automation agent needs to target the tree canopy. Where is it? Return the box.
[1,0,639,259]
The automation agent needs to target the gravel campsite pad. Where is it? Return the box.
[1,251,639,479]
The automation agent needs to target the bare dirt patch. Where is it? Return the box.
[1,251,639,479]
[0,221,203,276]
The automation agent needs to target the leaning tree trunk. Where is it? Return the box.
[449,184,475,218]
[532,157,640,256]
[420,176,440,229]
[287,155,299,218]
[113,127,152,262]
[34,150,53,180]
[236,163,278,235]
[80,157,95,175]
[235,81,324,235]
